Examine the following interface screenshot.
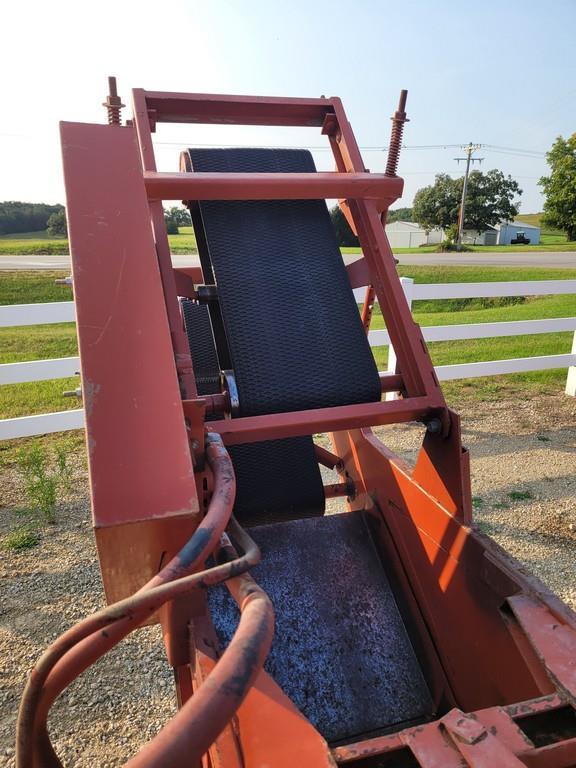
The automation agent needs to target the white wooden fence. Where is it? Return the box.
[1,278,575,440]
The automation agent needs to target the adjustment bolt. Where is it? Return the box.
[426,418,442,435]
[102,76,125,126]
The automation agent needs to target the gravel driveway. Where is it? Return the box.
[1,393,575,766]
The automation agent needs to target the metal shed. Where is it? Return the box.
[496,220,541,245]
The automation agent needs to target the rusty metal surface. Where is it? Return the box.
[54,87,576,766]
[16,436,239,767]
[334,694,576,766]
[17,517,266,767]
[385,90,409,178]
[102,76,125,125]
[125,557,274,768]
[508,594,576,706]
[208,511,433,743]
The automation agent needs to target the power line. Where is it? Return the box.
[455,143,482,251]
[0,132,548,158]
[484,144,545,157]
[152,139,547,158]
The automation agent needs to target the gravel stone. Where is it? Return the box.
[1,392,574,765]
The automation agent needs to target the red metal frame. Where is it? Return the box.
[131,88,444,414]
[50,88,576,768]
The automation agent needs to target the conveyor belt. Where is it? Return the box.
[183,147,381,523]
[180,299,325,521]
[186,148,382,416]
[180,300,221,396]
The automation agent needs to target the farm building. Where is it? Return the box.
[495,220,541,245]
[385,220,540,248]
[385,221,496,248]
[385,221,442,248]
[460,226,497,246]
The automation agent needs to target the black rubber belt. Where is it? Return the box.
[180,299,323,522]
[185,148,381,523]
[180,299,221,396]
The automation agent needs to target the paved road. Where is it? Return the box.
[1,251,575,270]
[396,252,576,268]
[0,254,201,270]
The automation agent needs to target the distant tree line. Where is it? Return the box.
[0,201,64,235]
[330,205,414,247]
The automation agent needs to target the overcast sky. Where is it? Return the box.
[1,0,575,212]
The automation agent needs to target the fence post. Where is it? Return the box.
[566,330,576,396]
[386,277,414,401]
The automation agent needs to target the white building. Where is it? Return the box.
[495,221,541,245]
[385,221,442,249]
[460,226,497,246]
[385,221,495,248]
[385,219,540,248]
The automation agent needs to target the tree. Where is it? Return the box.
[413,170,522,237]
[539,133,576,241]
[465,170,522,233]
[0,201,64,235]
[412,174,460,232]
[46,210,68,237]
[329,205,359,247]
[164,205,192,227]
[387,207,413,223]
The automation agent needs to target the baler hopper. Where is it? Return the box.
[16,83,576,767]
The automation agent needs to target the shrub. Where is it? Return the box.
[165,216,179,234]
[2,525,40,552]
[16,441,72,524]
[435,240,473,252]
[47,210,68,237]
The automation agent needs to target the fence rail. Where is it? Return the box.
[1,278,575,440]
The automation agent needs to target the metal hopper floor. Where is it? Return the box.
[207,511,434,743]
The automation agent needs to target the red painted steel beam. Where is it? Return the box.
[144,170,403,203]
[193,397,434,445]
[139,89,335,127]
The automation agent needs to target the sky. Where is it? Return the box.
[1,0,575,213]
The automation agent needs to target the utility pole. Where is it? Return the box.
[455,143,482,251]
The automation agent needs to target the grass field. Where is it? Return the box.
[0,227,198,255]
[0,218,574,255]
[1,266,575,426]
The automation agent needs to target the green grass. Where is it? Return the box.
[0,239,70,255]
[508,490,534,501]
[515,214,543,227]
[367,266,576,400]
[0,270,73,304]
[0,227,198,255]
[169,225,197,253]
[1,218,574,255]
[1,265,575,420]
[0,271,78,419]
[0,229,64,241]
[1,525,40,551]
